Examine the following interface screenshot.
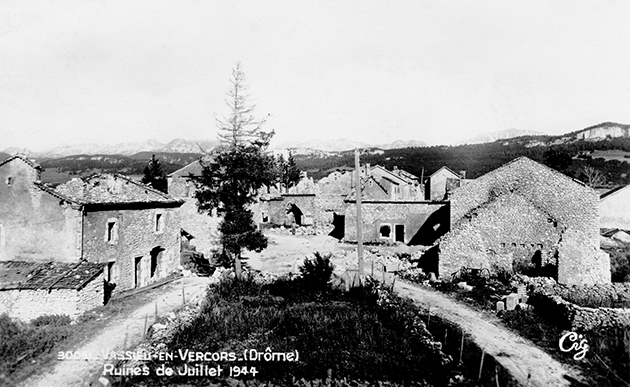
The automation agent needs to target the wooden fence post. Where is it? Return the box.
[478,350,485,382]
[459,333,465,363]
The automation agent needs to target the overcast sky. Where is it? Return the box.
[2,0,630,151]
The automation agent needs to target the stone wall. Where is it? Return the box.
[441,157,609,285]
[344,201,447,244]
[0,272,104,321]
[178,198,220,257]
[82,206,181,292]
[0,158,82,262]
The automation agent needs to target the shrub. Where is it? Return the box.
[299,252,335,292]
[30,314,72,327]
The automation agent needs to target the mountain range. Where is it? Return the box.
[3,122,630,159]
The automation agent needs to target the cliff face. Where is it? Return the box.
[574,122,630,140]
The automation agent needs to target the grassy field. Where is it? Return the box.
[119,260,464,387]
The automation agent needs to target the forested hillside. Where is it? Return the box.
[296,137,630,187]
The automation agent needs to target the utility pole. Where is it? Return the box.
[354,148,365,277]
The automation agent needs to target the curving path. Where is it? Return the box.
[394,281,584,387]
[18,276,210,387]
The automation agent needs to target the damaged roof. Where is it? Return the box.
[55,174,183,206]
[0,260,104,291]
[0,154,42,170]
[168,157,213,178]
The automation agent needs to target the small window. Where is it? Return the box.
[261,212,269,223]
[155,213,164,233]
[5,177,12,186]
[500,243,506,248]
[106,219,119,243]
[379,224,391,238]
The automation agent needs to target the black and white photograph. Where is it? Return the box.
[2,1,630,386]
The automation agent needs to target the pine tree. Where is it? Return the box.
[216,62,271,150]
[281,152,301,191]
[141,154,168,193]
[195,63,276,279]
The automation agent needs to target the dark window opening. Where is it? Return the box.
[380,224,391,238]
[107,221,118,242]
[155,213,163,232]
[262,212,269,223]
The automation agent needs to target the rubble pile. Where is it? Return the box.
[265,225,330,236]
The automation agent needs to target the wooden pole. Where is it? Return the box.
[182,284,186,305]
[155,300,158,318]
[478,350,485,382]
[459,333,465,363]
[495,364,500,387]
[427,305,431,329]
[354,148,364,278]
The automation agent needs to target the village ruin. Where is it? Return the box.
[0,152,617,321]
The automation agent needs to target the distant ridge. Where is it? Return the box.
[272,138,427,152]
[457,129,546,145]
[569,122,630,140]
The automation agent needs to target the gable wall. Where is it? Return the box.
[443,158,609,285]
[0,159,82,262]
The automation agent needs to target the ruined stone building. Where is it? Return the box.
[424,167,465,201]
[256,164,428,240]
[599,185,630,230]
[0,261,104,321]
[167,159,221,257]
[436,157,610,286]
[0,155,185,313]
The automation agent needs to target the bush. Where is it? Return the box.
[30,314,72,327]
[299,252,335,292]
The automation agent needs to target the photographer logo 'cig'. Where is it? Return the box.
[559,331,589,360]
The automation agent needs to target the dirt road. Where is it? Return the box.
[395,281,583,387]
[19,276,209,387]
[249,233,585,387]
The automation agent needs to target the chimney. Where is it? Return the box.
[459,170,467,179]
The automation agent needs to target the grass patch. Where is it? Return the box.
[122,272,453,386]
[0,281,181,387]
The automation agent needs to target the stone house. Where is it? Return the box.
[344,200,448,244]
[437,157,610,286]
[0,260,103,321]
[167,159,221,257]
[0,155,184,294]
[424,167,464,201]
[599,185,630,230]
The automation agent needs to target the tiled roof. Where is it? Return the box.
[55,174,183,206]
[0,155,42,170]
[0,261,104,291]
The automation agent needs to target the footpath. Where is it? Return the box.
[394,281,583,387]
[18,276,209,387]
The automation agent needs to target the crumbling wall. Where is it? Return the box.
[440,194,561,276]
[442,157,609,285]
[0,158,82,262]
[82,206,181,292]
[0,273,103,321]
[178,198,220,257]
[344,201,446,244]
